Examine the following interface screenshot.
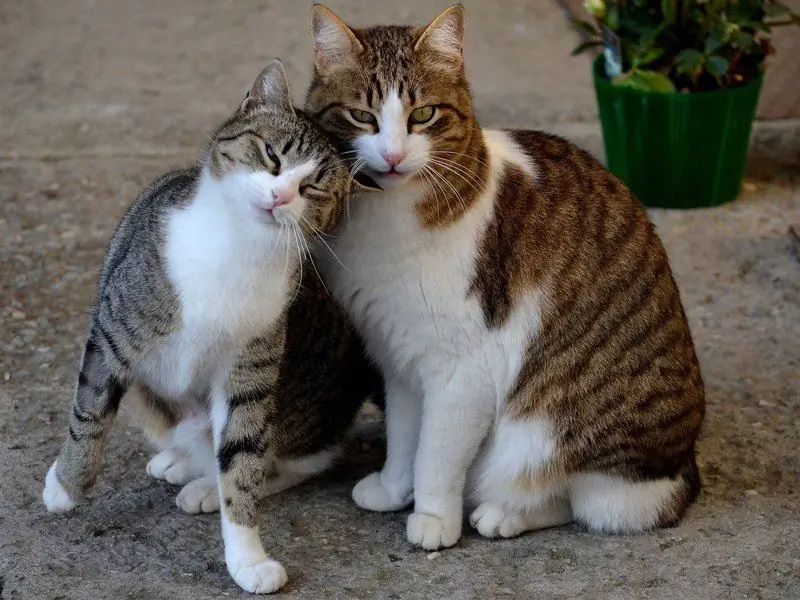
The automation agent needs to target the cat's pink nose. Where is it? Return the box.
[381,149,406,167]
[271,187,292,206]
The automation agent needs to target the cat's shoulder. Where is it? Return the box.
[101,167,200,280]
[137,166,201,210]
[488,129,636,204]
[116,166,200,232]
[489,129,603,173]
[500,129,596,166]
[484,128,604,182]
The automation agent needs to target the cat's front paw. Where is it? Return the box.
[352,472,412,512]
[42,460,77,513]
[229,559,288,594]
[146,449,202,485]
[176,477,219,514]
[406,512,461,550]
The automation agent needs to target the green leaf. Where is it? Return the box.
[637,47,666,67]
[571,40,604,56]
[706,55,730,78]
[571,19,601,37]
[732,31,757,51]
[613,70,676,93]
[705,23,728,54]
[674,49,704,73]
[607,5,620,30]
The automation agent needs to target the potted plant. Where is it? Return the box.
[573,0,800,208]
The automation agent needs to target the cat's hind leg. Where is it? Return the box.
[567,460,700,533]
[467,416,572,539]
[176,476,219,514]
[176,448,337,515]
[43,334,128,512]
[128,386,215,485]
[469,497,572,538]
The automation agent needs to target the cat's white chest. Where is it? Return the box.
[323,186,493,383]
[135,198,289,400]
[322,132,545,404]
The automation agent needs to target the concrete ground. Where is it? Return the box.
[1,1,798,599]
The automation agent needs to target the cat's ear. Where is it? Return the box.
[350,171,383,194]
[241,59,294,113]
[414,4,465,65]
[311,4,363,71]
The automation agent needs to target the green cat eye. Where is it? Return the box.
[349,109,376,125]
[410,106,436,124]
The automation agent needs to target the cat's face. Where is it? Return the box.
[305,5,473,191]
[209,60,349,237]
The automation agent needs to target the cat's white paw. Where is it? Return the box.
[352,472,412,512]
[230,559,288,594]
[42,460,77,513]
[469,502,526,539]
[176,477,219,514]
[406,512,461,550]
[146,449,201,485]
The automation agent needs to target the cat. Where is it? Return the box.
[41,59,381,594]
[305,4,706,551]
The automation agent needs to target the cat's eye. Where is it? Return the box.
[409,106,436,125]
[349,109,377,125]
[264,143,279,165]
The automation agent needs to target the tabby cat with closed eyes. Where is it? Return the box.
[306,4,705,551]
[41,60,381,594]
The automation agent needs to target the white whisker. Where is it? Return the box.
[427,156,486,189]
[430,150,492,172]
[344,157,367,223]
[419,165,446,222]
[424,163,468,217]
[287,221,305,305]
[298,213,351,272]
[297,221,330,297]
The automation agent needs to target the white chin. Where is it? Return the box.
[375,173,413,188]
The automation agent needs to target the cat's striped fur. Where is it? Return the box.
[42,60,381,594]
[305,5,705,550]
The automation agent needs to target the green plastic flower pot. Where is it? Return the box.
[593,55,763,209]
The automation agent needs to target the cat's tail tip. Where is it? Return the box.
[43,460,77,513]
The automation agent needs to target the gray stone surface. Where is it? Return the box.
[1,1,798,599]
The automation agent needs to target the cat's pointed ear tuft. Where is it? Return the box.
[414,4,465,64]
[311,4,363,71]
[242,59,294,113]
[350,171,383,194]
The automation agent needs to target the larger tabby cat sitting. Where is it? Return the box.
[306,4,705,550]
[41,60,380,594]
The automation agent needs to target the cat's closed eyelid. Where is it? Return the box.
[253,139,280,173]
[347,108,378,128]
